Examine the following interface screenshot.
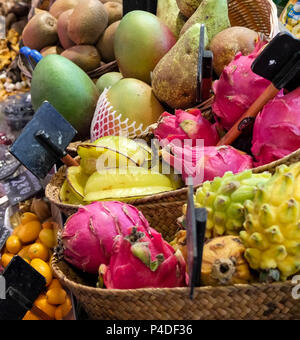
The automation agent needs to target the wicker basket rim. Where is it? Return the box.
[52,257,294,296]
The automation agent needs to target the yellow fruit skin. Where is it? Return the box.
[28,243,49,261]
[46,288,67,305]
[18,220,42,244]
[6,235,22,254]
[201,236,252,286]
[55,296,72,320]
[31,259,53,286]
[34,295,56,320]
[241,163,300,280]
[39,229,56,249]
[1,253,14,268]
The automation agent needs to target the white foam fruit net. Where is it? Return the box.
[90,88,152,142]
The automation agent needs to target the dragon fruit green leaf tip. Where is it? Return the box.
[62,201,153,274]
[99,226,187,289]
[212,40,275,131]
[252,87,300,166]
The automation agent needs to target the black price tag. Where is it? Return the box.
[0,158,21,181]
[3,170,42,206]
[186,184,207,300]
[123,0,158,15]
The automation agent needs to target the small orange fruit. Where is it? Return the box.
[12,225,22,236]
[17,245,31,261]
[6,235,22,254]
[18,220,42,244]
[21,212,39,225]
[46,288,67,305]
[28,243,49,261]
[1,253,14,268]
[54,296,72,320]
[39,229,56,248]
[48,279,62,290]
[31,259,53,286]
[34,295,56,320]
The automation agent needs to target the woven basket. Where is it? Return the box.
[18,0,119,80]
[52,248,300,320]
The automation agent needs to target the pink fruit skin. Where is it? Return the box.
[62,201,152,274]
[101,226,187,289]
[162,144,253,186]
[212,41,272,130]
[252,87,300,166]
[154,109,219,147]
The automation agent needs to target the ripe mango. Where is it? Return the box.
[114,10,177,84]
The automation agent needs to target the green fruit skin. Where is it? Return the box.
[114,10,177,84]
[180,0,230,43]
[96,72,123,94]
[31,55,100,138]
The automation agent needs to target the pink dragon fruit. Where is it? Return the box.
[212,40,272,130]
[252,87,300,166]
[154,109,219,147]
[162,143,253,186]
[99,226,187,289]
[62,201,152,274]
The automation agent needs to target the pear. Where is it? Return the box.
[180,0,230,44]
[157,0,187,39]
[176,0,202,18]
[152,23,208,110]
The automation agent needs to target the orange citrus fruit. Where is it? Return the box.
[48,279,62,290]
[30,258,53,286]
[17,244,31,261]
[39,229,56,249]
[18,220,42,244]
[21,212,39,225]
[6,235,22,254]
[1,253,14,268]
[46,288,67,305]
[12,225,22,236]
[28,243,49,261]
[34,294,56,320]
[54,296,72,320]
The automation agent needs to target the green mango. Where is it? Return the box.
[152,23,208,109]
[31,54,99,138]
[156,0,187,39]
[180,0,230,43]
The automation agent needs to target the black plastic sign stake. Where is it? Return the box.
[0,256,46,320]
[197,24,213,103]
[252,32,300,93]
[123,0,158,15]
[3,170,42,206]
[186,182,207,300]
[9,102,78,179]
[0,196,11,252]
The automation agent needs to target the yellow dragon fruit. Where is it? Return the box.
[193,170,271,239]
[240,163,300,281]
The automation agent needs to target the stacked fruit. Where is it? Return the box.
[172,162,300,286]
[0,200,72,320]
[22,0,123,72]
[60,136,183,205]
